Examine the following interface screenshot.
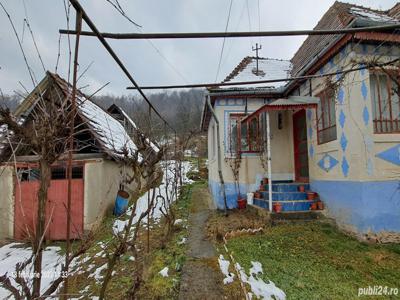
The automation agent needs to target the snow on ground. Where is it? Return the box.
[0,243,66,299]
[235,262,286,300]
[159,267,169,277]
[218,255,235,284]
[0,160,194,299]
[113,160,193,235]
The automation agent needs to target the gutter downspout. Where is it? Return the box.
[266,111,273,212]
[207,95,228,214]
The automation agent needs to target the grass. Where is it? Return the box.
[63,178,198,299]
[226,221,400,300]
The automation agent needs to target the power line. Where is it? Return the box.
[126,58,400,90]
[67,0,176,133]
[215,0,234,82]
[59,23,400,39]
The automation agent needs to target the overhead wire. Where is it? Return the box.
[215,0,234,82]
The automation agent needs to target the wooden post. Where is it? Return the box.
[64,8,82,299]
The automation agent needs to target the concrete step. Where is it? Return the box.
[253,198,315,211]
[260,191,307,201]
[271,211,323,221]
[262,183,310,192]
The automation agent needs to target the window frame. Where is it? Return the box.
[228,113,260,154]
[316,87,337,145]
[370,69,400,134]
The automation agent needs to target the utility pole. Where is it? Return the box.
[252,43,262,75]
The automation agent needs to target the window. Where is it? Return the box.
[370,71,400,133]
[17,167,40,182]
[228,114,259,154]
[317,87,337,144]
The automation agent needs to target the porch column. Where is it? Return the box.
[266,111,272,211]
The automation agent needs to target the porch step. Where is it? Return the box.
[271,211,322,221]
[260,191,307,201]
[262,183,310,192]
[253,198,314,212]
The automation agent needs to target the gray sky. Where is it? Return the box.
[0,0,397,96]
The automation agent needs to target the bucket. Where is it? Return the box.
[114,190,130,216]
[247,193,254,205]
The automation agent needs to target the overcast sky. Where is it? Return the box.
[0,0,397,96]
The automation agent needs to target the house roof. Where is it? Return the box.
[201,1,400,131]
[1,72,141,160]
[290,1,400,77]
[219,56,292,91]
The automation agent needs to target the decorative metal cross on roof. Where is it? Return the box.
[252,43,262,75]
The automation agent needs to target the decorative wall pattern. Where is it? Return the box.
[376,144,400,166]
[318,153,339,172]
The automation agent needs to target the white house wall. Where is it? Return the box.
[298,42,400,234]
[0,166,14,239]
[208,98,295,209]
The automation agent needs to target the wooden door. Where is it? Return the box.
[14,167,84,241]
[293,110,309,182]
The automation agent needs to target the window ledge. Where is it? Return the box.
[373,133,400,143]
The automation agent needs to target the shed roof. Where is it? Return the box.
[1,72,141,160]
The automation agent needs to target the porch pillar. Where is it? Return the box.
[266,111,272,211]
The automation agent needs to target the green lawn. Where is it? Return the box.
[226,222,400,300]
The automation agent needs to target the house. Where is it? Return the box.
[201,1,400,235]
[0,72,157,241]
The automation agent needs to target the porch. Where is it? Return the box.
[240,96,320,212]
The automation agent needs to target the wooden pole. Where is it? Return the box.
[64,9,82,299]
[266,111,272,212]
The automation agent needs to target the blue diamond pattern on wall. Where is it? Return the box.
[376,144,400,166]
[339,110,346,128]
[317,153,339,172]
[361,81,368,100]
[337,87,345,105]
[342,156,349,177]
[363,106,369,126]
[307,109,312,121]
[309,144,314,157]
[360,64,365,76]
[308,126,313,139]
[340,133,348,152]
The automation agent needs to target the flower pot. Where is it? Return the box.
[298,185,305,192]
[273,202,282,213]
[310,202,317,210]
[307,192,316,201]
[238,198,247,209]
[263,178,269,185]
[317,200,324,210]
[259,184,265,191]
[254,192,262,199]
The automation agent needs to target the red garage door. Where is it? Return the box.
[14,165,84,241]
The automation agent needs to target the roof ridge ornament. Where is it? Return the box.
[252,43,262,76]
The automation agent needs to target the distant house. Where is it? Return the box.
[0,72,156,240]
[201,2,400,234]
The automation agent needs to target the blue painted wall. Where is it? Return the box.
[311,180,400,233]
[209,180,254,209]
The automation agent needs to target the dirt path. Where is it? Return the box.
[179,184,224,300]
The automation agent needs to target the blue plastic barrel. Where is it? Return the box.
[113,190,130,216]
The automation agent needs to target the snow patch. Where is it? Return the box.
[235,262,285,300]
[159,267,169,277]
[218,255,235,284]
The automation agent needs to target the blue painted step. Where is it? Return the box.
[262,183,309,192]
[261,191,307,201]
[253,198,313,212]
